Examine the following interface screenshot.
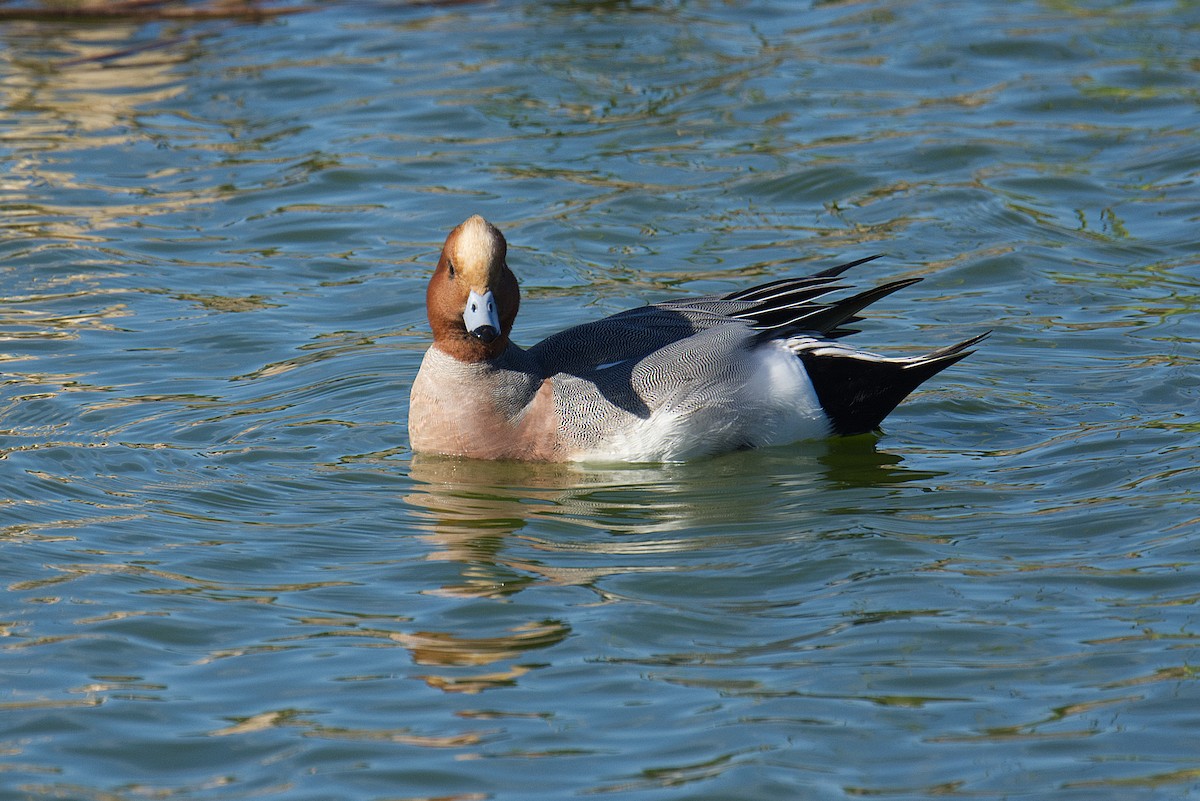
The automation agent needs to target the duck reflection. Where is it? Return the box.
[405,437,942,597]
[396,623,571,694]
[396,439,941,692]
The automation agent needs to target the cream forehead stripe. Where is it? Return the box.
[451,215,504,284]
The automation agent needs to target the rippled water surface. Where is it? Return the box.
[2,1,1199,799]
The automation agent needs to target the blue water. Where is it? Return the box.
[2,1,1199,799]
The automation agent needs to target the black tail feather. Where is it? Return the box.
[789,277,924,335]
[723,254,883,302]
[719,256,984,435]
[800,334,987,436]
[747,277,923,342]
[922,331,991,359]
[811,253,885,279]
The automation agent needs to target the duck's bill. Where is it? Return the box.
[464,288,501,342]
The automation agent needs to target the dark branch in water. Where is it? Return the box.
[56,35,193,67]
[0,1,313,22]
[0,0,490,21]
[22,0,493,68]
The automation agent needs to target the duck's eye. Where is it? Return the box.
[447,260,456,279]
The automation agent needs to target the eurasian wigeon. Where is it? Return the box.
[408,215,985,462]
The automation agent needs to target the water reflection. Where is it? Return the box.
[0,16,320,245]
[279,615,572,696]
[404,439,944,598]
[0,24,198,237]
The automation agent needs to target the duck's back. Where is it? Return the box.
[531,308,830,462]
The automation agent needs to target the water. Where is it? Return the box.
[1,1,1198,799]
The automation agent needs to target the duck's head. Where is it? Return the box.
[426,214,520,362]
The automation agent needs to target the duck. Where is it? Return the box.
[408,215,985,463]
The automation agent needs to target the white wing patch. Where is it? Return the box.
[784,334,892,363]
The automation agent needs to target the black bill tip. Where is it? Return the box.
[470,325,499,343]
